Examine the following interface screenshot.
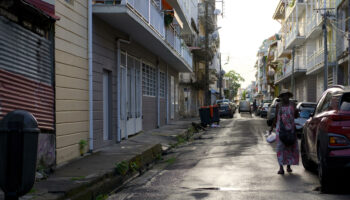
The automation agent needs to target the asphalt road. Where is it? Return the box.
[108,113,350,200]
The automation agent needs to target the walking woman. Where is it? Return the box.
[273,89,299,174]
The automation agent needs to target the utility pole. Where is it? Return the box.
[323,12,329,91]
[348,0,350,85]
[219,53,222,99]
[291,47,295,96]
[204,0,210,106]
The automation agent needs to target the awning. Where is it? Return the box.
[22,0,60,20]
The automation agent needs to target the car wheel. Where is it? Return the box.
[318,146,332,193]
[301,137,317,172]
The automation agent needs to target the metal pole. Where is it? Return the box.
[348,0,350,85]
[323,13,328,91]
[204,0,210,106]
[291,47,295,96]
[219,53,222,99]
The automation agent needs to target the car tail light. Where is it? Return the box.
[329,134,350,147]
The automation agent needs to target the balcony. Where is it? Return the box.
[306,45,336,75]
[275,58,307,84]
[285,0,307,20]
[93,0,193,72]
[166,0,198,34]
[337,34,349,59]
[285,23,306,49]
[305,13,322,39]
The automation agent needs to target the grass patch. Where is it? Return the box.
[115,161,129,175]
[165,157,176,165]
[130,161,140,172]
[95,194,109,200]
[29,188,36,194]
[71,176,86,181]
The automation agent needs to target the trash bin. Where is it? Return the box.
[199,106,211,126]
[0,110,40,200]
[210,105,220,124]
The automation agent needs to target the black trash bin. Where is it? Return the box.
[0,110,40,200]
[210,105,220,124]
[199,106,211,126]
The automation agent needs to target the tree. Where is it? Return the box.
[241,90,247,100]
[224,70,245,100]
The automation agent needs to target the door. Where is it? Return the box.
[122,55,143,138]
[103,70,111,140]
[171,76,175,120]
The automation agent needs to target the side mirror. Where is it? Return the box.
[310,112,314,118]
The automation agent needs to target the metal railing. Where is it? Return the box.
[93,0,193,69]
[307,45,336,70]
[286,23,305,47]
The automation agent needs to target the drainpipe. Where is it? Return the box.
[157,59,160,128]
[166,64,169,124]
[116,38,131,142]
[88,0,93,152]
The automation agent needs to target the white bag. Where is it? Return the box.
[266,132,276,143]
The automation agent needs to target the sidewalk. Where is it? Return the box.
[1,118,200,200]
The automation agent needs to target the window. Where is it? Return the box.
[160,71,165,98]
[142,63,156,96]
[340,93,350,111]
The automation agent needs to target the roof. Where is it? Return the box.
[22,0,59,20]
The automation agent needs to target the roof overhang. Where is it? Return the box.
[273,0,285,20]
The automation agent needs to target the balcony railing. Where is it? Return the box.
[306,13,322,38]
[285,23,305,48]
[307,45,336,71]
[93,0,193,69]
[277,40,285,57]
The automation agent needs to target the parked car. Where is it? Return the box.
[294,102,317,134]
[218,102,234,118]
[267,98,297,126]
[301,86,350,191]
[216,99,230,105]
[239,100,251,113]
[267,98,280,126]
[260,103,271,118]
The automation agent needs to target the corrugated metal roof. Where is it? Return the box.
[22,0,60,20]
[0,16,53,85]
[0,69,54,130]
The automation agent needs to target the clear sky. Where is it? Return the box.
[217,0,281,88]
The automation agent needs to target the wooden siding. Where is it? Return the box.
[55,0,89,165]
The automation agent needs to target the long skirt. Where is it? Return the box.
[276,133,299,166]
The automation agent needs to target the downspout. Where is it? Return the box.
[166,64,169,124]
[116,38,131,142]
[88,0,93,152]
[157,59,160,128]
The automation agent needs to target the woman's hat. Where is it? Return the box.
[278,89,293,98]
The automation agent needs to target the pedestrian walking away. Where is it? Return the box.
[273,89,299,175]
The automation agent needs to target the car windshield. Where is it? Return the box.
[217,99,229,104]
[340,93,350,111]
[299,109,312,118]
[263,103,270,108]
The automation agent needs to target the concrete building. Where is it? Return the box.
[91,0,193,151]
[273,0,341,103]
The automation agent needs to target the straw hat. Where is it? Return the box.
[278,89,293,98]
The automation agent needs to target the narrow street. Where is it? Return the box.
[108,113,350,200]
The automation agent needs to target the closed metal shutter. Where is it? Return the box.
[0,16,54,130]
[307,75,317,102]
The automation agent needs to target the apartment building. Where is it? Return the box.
[92,0,193,150]
[336,0,349,85]
[178,0,221,117]
[273,0,340,103]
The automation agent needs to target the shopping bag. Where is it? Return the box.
[266,132,276,143]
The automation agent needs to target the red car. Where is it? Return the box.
[301,86,350,191]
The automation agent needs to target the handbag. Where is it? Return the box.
[279,107,296,146]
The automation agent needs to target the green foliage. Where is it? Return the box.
[71,176,85,181]
[115,161,129,175]
[29,188,36,194]
[289,0,295,7]
[156,154,163,161]
[130,161,139,172]
[224,70,245,99]
[165,157,176,165]
[96,194,109,200]
[242,90,247,100]
[79,140,87,151]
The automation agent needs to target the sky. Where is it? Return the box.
[217,0,281,88]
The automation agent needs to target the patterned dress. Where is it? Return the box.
[276,103,299,166]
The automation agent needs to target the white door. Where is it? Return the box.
[171,76,175,120]
[103,70,110,141]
